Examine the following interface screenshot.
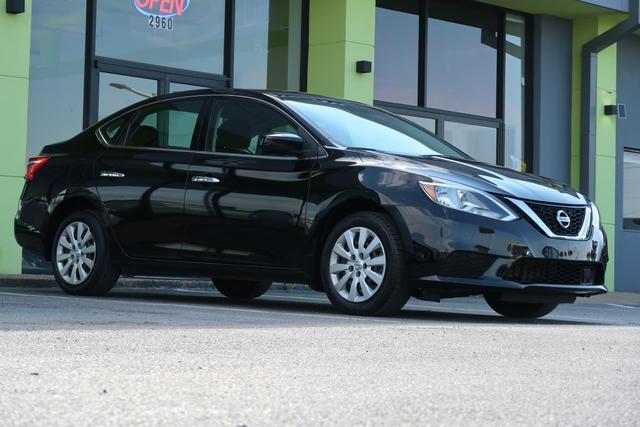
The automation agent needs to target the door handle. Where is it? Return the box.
[191,176,220,184]
[100,171,125,178]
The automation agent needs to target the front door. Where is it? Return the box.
[183,97,317,268]
[95,96,209,260]
[615,35,640,292]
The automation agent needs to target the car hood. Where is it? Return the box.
[357,150,588,205]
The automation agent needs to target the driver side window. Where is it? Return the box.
[207,99,300,155]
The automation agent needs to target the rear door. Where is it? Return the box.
[95,96,208,260]
[182,96,318,268]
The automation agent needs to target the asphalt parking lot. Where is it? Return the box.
[1,283,639,426]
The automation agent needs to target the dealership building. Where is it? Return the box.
[0,0,638,291]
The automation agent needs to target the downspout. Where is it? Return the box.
[580,0,640,199]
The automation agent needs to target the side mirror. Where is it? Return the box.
[260,132,304,156]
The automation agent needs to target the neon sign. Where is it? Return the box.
[134,0,191,18]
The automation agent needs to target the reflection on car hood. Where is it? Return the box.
[357,150,588,205]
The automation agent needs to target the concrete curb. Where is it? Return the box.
[0,274,308,292]
[0,274,638,306]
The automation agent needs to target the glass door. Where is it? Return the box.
[98,72,159,120]
[90,58,227,124]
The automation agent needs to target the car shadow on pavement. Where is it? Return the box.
[109,289,604,326]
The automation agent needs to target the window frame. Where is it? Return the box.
[373,0,532,171]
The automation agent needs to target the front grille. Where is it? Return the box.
[502,258,604,285]
[526,202,586,236]
[437,251,496,279]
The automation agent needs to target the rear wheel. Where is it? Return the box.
[213,279,272,300]
[320,212,410,316]
[51,210,120,296]
[484,294,558,319]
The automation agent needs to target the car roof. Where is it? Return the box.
[93,88,369,127]
[138,88,367,107]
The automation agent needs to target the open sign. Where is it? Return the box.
[134,0,191,18]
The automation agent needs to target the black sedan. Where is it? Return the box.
[15,90,608,317]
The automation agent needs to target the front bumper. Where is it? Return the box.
[395,203,608,298]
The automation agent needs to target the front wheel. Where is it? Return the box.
[320,212,410,316]
[51,210,120,296]
[213,279,272,300]
[484,294,558,319]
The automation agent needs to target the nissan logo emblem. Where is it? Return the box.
[556,210,571,229]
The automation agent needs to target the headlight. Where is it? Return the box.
[419,180,519,221]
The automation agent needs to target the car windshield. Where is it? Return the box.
[283,98,467,158]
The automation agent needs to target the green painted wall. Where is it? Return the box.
[570,15,621,290]
[307,0,375,104]
[0,1,32,274]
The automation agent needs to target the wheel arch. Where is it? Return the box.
[45,195,107,261]
[306,196,415,291]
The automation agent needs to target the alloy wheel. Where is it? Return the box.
[56,221,97,285]
[329,227,386,303]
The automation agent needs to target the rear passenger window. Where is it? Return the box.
[123,99,205,150]
[101,116,128,143]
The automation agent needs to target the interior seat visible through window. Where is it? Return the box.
[122,98,206,150]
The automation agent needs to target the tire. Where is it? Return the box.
[213,279,272,300]
[51,210,120,296]
[320,212,410,316]
[484,294,558,319]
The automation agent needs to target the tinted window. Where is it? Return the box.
[443,122,497,164]
[400,115,436,134]
[374,0,420,105]
[96,0,225,74]
[623,150,640,230]
[207,99,300,155]
[234,0,302,90]
[101,117,129,143]
[504,13,527,171]
[284,99,464,158]
[99,73,158,120]
[27,0,86,159]
[123,99,205,150]
[426,1,498,117]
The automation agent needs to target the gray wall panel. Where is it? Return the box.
[615,35,640,293]
[532,15,573,185]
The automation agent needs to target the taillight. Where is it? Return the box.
[25,156,50,181]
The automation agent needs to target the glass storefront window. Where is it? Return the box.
[374,0,420,105]
[400,115,436,134]
[623,150,640,230]
[426,1,498,117]
[170,83,209,93]
[234,0,302,90]
[504,13,527,171]
[374,0,528,170]
[96,0,225,74]
[444,122,497,164]
[27,0,86,158]
[98,73,158,120]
